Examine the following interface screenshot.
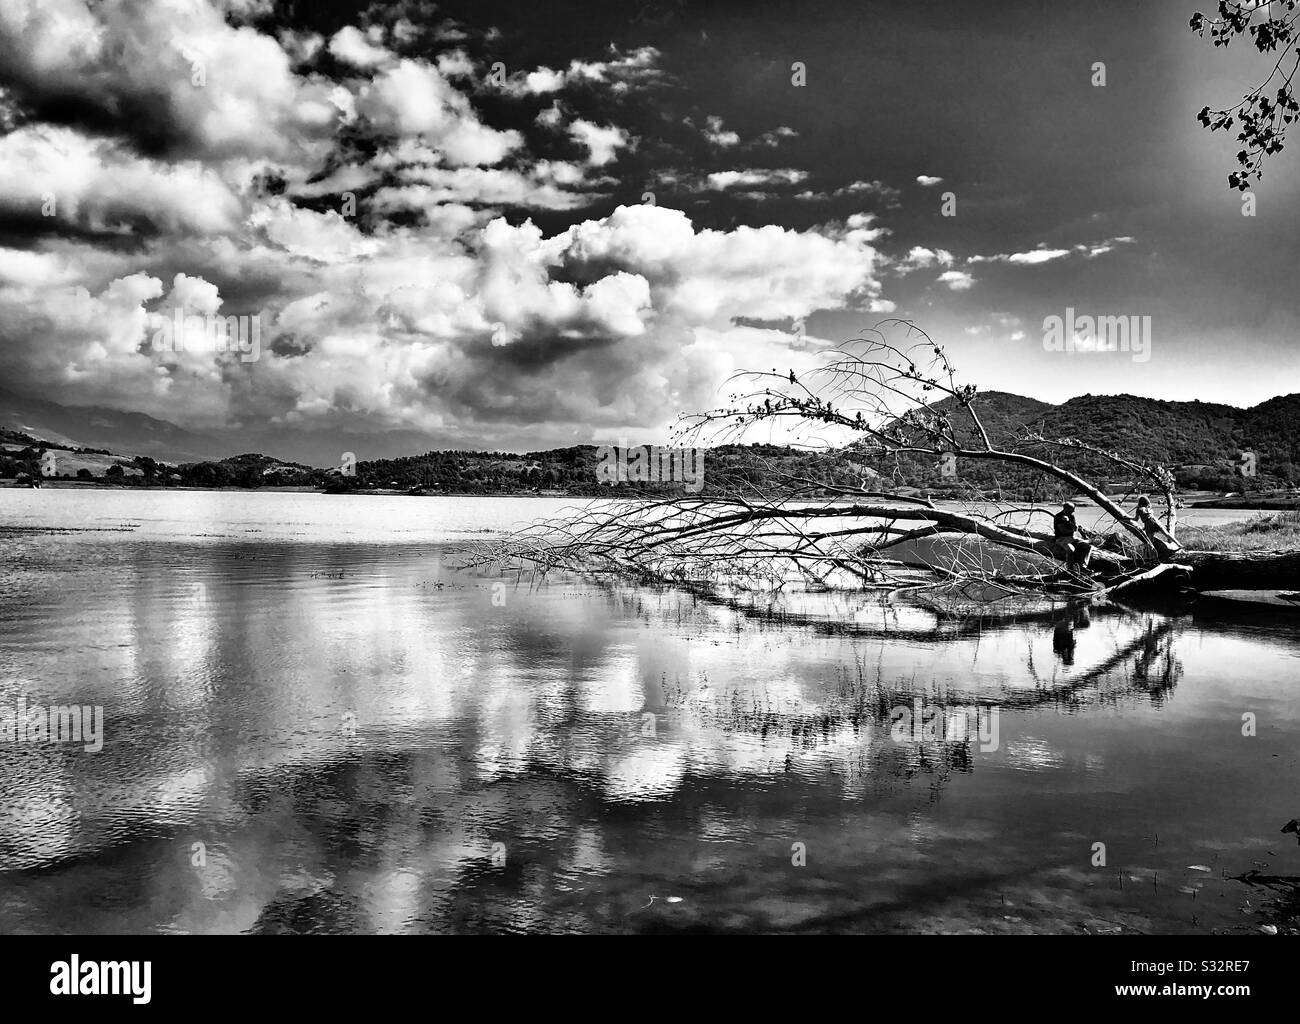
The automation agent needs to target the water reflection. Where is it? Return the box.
[1053,607,1090,667]
[1,520,1299,933]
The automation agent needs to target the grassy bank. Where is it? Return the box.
[1179,512,1300,552]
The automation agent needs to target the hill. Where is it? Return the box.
[0,387,229,462]
[867,390,1299,495]
[2,386,1298,497]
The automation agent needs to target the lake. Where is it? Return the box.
[1,489,1297,933]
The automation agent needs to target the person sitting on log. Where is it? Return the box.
[1134,495,1182,561]
[1051,501,1094,573]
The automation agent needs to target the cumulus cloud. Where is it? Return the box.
[758,126,798,146]
[0,266,252,423]
[0,196,886,444]
[535,102,565,129]
[794,179,900,204]
[545,206,884,320]
[0,2,894,450]
[495,46,663,97]
[898,246,956,271]
[701,115,740,147]
[968,238,1136,265]
[916,175,944,186]
[435,48,476,79]
[567,120,630,167]
[705,168,808,191]
[0,125,242,235]
[314,135,606,216]
[892,237,1135,300]
[0,0,344,164]
[328,26,393,69]
[247,201,381,263]
[355,60,522,166]
[371,164,597,214]
[994,248,1071,265]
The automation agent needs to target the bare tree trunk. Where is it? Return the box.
[1180,550,1300,591]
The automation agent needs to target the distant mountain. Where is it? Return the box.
[897,390,1300,491]
[981,391,1297,473]
[0,387,453,466]
[0,387,229,462]
[1025,395,1246,466]
[1,385,1298,494]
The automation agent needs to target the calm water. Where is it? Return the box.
[1,489,1298,934]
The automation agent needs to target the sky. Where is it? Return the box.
[0,0,1297,460]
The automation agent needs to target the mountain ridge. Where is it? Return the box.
[2,387,1298,493]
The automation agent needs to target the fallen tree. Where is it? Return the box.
[467,323,1295,603]
[1179,550,1300,591]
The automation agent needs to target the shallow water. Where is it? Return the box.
[0,490,1297,934]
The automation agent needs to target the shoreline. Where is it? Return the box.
[4,480,1299,511]
[1187,497,1300,511]
[0,481,571,497]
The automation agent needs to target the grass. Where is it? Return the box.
[1179,512,1300,552]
